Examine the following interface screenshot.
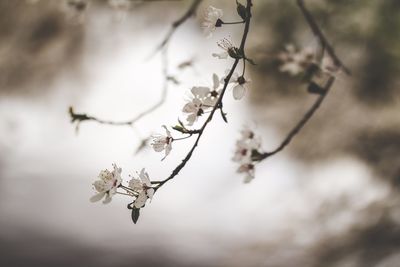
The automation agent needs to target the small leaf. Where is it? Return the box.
[251,149,264,161]
[220,110,228,123]
[172,125,185,133]
[245,57,257,65]
[236,1,247,21]
[178,118,185,127]
[131,207,140,224]
[307,82,326,95]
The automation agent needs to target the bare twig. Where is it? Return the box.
[152,0,253,187]
[153,0,203,54]
[69,47,170,128]
[260,77,335,160]
[297,0,351,75]
[259,0,350,160]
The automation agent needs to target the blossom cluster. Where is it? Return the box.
[90,164,154,210]
[278,44,315,76]
[90,3,257,224]
[232,127,263,183]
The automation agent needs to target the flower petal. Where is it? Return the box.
[134,192,147,208]
[212,73,220,89]
[90,192,106,202]
[152,142,165,152]
[232,84,246,100]
[147,188,154,200]
[182,102,196,113]
[139,169,152,187]
[191,86,210,98]
[212,52,228,59]
[162,125,171,137]
[102,194,112,204]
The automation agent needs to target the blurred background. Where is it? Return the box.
[0,0,399,266]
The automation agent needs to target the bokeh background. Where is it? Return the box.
[0,0,399,266]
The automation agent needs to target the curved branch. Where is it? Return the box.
[259,0,350,161]
[69,47,170,128]
[154,0,253,188]
[260,76,335,160]
[297,0,351,75]
[153,0,203,54]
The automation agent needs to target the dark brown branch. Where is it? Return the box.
[259,1,351,161]
[260,77,335,160]
[154,0,253,187]
[153,0,203,54]
[69,47,170,128]
[297,0,351,75]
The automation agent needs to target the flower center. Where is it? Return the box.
[210,90,219,97]
[197,108,204,116]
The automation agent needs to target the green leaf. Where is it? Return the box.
[178,118,185,127]
[172,125,185,133]
[131,207,140,224]
[236,1,247,20]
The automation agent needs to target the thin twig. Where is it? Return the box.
[260,77,335,160]
[297,0,351,75]
[69,47,170,127]
[154,0,253,187]
[153,0,203,54]
[260,0,350,160]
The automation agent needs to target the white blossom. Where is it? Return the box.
[151,125,173,160]
[202,6,223,38]
[128,168,154,208]
[182,74,221,125]
[212,38,239,59]
[278,44,315,76]
[182,96,205,126]
[90,163,122,204]
[212,51,229,59]
[232,128,260,163]
[221,70,251,100]
[233,127,262,183]
[237,162,255,183]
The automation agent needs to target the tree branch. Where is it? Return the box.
[259,0,350,161]
[154,0,253,188]
[297,0,351,75]
[260,76,335,160]
[153,0,203,54]
[69,47,170,128]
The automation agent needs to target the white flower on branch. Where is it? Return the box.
[233,127,262,183]
[182,73,222,125]
[278,44,315,76]
[221,70,251,100]
[90,163,122,204]
[212,38,241,59]
[232,76,250,100]
[128,168,154,208]
[237,162,255,183]
[182,96,205,126]
[151,126,173,160]
[202,6,223,38]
